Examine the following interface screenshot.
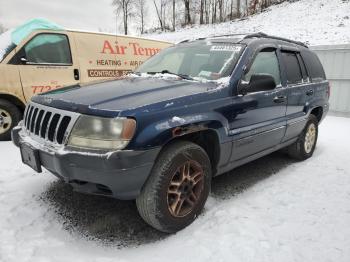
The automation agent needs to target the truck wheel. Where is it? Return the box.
[287,114,318,160]
[0,99,22,141]
[136,141,212,233]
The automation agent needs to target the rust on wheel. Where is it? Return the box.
[167,160,205,217]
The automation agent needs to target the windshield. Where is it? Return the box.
[0,29,16,62]
[136,41,243,81]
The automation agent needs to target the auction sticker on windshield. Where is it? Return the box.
[210,45,242,52]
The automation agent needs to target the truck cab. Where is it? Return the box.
[0,18,171,140]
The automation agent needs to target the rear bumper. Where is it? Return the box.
[12,125,160,200]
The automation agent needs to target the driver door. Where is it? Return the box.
[229,47,288,162]
[16,32,80,101]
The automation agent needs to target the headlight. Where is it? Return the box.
[67,115,136,151]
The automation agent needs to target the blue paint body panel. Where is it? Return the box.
[17,36,329,199]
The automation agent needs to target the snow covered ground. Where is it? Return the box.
[0,115,350,262]
[148,0,350,45]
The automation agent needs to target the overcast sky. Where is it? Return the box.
[0,0,138,34]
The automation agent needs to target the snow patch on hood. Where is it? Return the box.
[129,72,183,80]
[171,116,186,124]
[129,73,231,90]
[196,76,231,92]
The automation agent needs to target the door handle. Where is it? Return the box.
[74,69,80,80]
[306,89,314,96]
[273,96,286,103]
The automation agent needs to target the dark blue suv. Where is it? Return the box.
[12,33,329,233]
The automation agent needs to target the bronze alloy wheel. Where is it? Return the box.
[167,160,205,217]
[136,141,211,232]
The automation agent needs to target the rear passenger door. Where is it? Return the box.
[281,50,312,142]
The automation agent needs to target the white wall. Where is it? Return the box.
[311,45,350,113]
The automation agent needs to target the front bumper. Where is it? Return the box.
[12,126,160,200]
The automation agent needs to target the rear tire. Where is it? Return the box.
[0,99,22,141]
[136,141,211,233]
[287,114,318,160]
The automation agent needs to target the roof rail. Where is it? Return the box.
[177,32,308,48]
[177,33,250,44]
[208,33,251,38]
[244,32,308,48]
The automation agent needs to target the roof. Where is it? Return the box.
[178,32,309,48]
[11,18,64,45]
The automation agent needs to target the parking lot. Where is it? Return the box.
[0,115,349,262]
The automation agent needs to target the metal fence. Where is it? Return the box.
[311,44,350,113]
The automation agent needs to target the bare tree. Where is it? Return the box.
[183,0,192,25]
[248,0,288,15]
[136,0,147,34]
[147,0,289,31]
[154,0,163,30]
[172,0,176,31]
[153,0,168,30]
[205,0,211,23]
[236,0,241,18]
[212,0,217,23]
[199,0,205,24]
[229,0,234,20]
[112,0,135,35]
[217,0,224,22]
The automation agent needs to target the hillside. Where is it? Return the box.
[147,0,350,45]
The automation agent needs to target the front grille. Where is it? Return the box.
[23,102,79,145]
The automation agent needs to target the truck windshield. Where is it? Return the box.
[0,29,16,62]
[136,41,243,81]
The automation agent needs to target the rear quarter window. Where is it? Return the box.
[301,50,326,82]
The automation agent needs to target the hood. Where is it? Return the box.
[32,77,222,117]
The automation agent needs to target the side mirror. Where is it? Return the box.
[238,74,276,95]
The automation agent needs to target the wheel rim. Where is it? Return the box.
[0,109,12,135]
[167,160,205,218]
[304,123,316,154]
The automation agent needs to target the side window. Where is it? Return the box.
[23,34,72,64]
[281,51,303,85]
[243,49,281,86]
[301,51,326,82]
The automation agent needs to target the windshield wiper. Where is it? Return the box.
[147,70,194,80]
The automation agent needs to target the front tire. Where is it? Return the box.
[287,114,318,160]
[0,99,22,141]
[136,141,212,233]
